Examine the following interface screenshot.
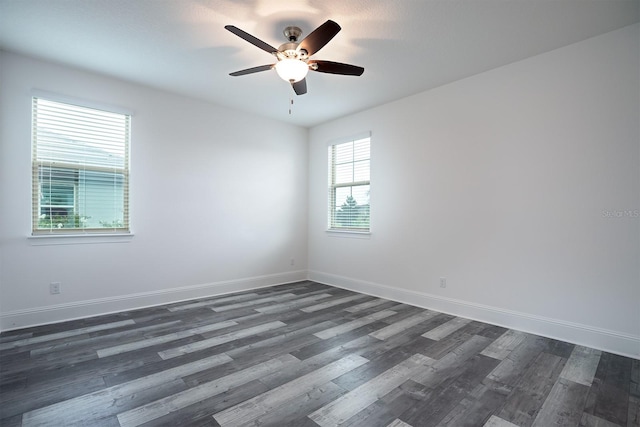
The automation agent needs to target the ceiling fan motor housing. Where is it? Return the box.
[277,42,308,60]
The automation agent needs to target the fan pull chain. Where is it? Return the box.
[289,97,294,115]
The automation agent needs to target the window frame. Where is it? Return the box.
[327,132,371,234]
[31,92,132,237]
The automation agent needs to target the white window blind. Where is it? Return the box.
[32,97,130,234]
[328,135,370,231]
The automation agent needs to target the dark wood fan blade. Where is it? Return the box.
[309,60,364,76]
[229,64,274,76]
[225,25,278,54]
[298,20,341,56]
[292,78,307,95]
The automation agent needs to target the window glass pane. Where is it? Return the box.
[78,171,126,228]
[42,184,74,207]
[351,184,370,206]
[334,141,353,164]
[332,185,370,229]
[35,100,127,168]
[328,135,370,231]
[39,180,76,229]
[335,162,354,184]
[334,187,352,211]
[353,160,370,182]
[32,97,130,233]
[353,138,370,161]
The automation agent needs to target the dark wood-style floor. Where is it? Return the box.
[0,281,638,427]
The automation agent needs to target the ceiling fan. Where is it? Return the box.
[225,20,364,95]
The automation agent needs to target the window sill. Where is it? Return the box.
[28,233,134,246]
[326,229,371,239]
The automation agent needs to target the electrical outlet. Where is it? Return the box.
[439,277,447,288]
[50,282,61,294]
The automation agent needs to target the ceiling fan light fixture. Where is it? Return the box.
[275,58,309,82]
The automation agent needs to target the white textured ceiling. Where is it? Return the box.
[1,0,638,127]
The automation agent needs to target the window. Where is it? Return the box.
[32,97,130,234]
[328,134,370,232]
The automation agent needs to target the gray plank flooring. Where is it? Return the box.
[0,281,637,426]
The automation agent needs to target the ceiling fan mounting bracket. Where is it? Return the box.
[283,26,303,42]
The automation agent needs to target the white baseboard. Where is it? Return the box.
[308,270,640,359]
[3,269,638,359]
[0,270,307,332]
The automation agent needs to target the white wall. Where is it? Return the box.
[1,24,638,358]
[308,24,640,357]
[0,51,309,329]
